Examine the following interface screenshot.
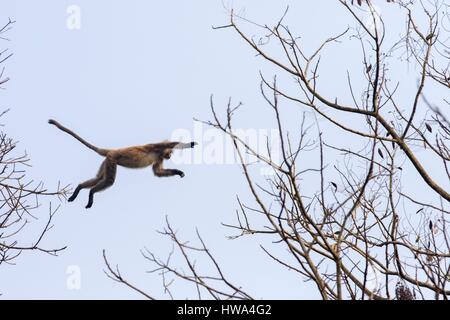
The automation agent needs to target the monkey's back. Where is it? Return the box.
[110,146,157,169]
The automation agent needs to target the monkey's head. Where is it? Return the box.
[163,148,173,159]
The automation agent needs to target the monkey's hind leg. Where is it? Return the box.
[85,158,117,209]
[68,178,100,202]
[68,160,108,202]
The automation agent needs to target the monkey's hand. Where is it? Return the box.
[190,142,198,148]
[176,170,185,178]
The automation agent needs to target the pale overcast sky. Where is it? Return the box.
[0,0,441,299]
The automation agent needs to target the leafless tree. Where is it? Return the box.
[104,1,450,300]
[103,217,252,300]
[0,18,70,272]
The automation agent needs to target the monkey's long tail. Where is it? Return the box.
[48,119,109,156]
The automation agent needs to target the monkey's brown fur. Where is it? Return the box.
[48,119,197,209]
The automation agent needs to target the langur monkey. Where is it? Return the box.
[48,119,197,209]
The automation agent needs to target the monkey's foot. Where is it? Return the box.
[85,202,93,209]
[68,190,79,202]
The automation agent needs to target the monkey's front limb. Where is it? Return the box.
[173,142,198,149]
[153,167,185,178]
[152,161,185,178]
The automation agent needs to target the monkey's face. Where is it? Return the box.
[163,149,173,159]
